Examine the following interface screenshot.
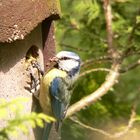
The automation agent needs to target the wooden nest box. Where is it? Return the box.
[0,0,61,140]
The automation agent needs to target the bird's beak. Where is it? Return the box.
[49,56,59,62]
[46,56,59,68]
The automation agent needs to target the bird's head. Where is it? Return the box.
[52,51,81,77]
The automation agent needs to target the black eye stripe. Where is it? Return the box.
[59,57,80,62]
[59,57,70,60]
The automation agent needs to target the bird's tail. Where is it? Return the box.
[55,121,62,133]
[55,121,62,140]
[42,122,52,140]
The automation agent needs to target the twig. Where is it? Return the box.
[70,107,136,139]
[124,49,140,58]
[127,9,140,45]
[81,56,112,67]
[79,68,111,79]
[120,59,140,73]
[122,9,140,58]
[70,117,114,138]
[112,106,136,138]
[80,62,133,84]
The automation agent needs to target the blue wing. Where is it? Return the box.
[50,77,71,121]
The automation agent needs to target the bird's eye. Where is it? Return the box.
[63,57,68,60]
[61,57,68,60]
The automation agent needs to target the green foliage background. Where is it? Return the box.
[55,0,140,140]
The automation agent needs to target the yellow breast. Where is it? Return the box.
[39,68,67,116]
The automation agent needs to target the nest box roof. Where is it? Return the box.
[0,0,60,43]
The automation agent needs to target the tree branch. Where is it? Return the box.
[66,63,120,117]
[70,107,136,139]
[79,68,111,79]
[80,58,140,82]
[103,0,120,61]
[103,0,113,50]
[120,59,140,73]
[70,117,113,138]
[66,0,120,118]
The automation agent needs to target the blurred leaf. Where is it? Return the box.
[0,98,55,140]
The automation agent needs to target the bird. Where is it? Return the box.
[25,47,44,95]
[39,51,81,140]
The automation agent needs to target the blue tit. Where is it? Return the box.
[39,51,81,140]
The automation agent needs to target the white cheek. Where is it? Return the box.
[60,60,79,71]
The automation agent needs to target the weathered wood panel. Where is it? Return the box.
[0,0,60,42]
